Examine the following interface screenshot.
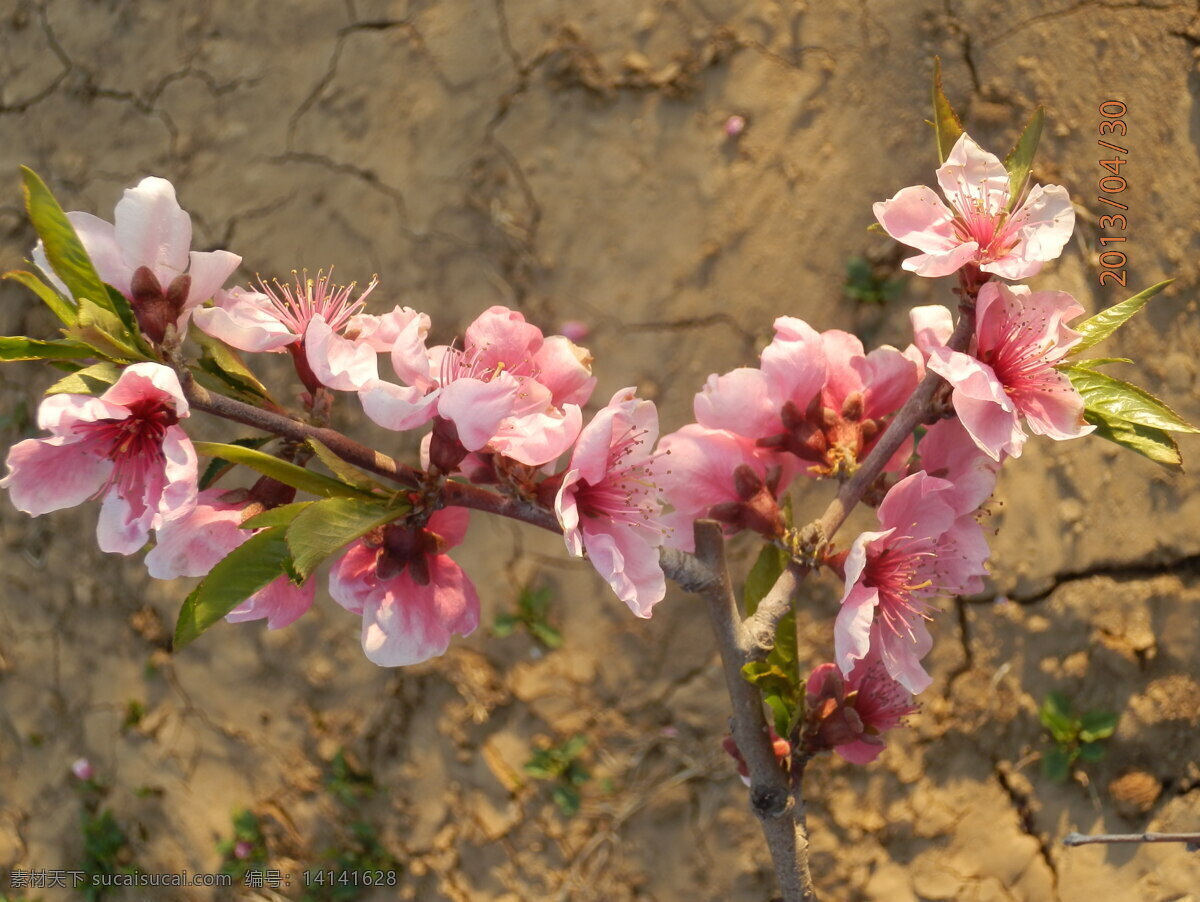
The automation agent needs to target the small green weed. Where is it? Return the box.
[524,735,591,816]
[843,256,904,307]
[493,584,562,649]
[1038,691,1118,781]
[217,809,268,881]
[79,808,137,901]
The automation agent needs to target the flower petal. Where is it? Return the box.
[359,557,480,666]
[193,288,298,352]
[113,177,193,279]
[0,435,112,516]
[225,575,315,630]
[872,185,960,254]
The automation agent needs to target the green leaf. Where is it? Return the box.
[1072,357,1133,370]
[67,298,144,361]
[21,167,111,314]
[286,496,406,579]
[3,269,77,325]
[932,58,964,163]
[1078,710,1118,742]
[743,542,788,616]
[530,621,564,649]
[193,441,374,499]
[1064,365,1199,434]
[1041,745,1072,782]
[551,785,581,816]
[188,324,274,404]
[240,501,313,530]
[1071,280,1173,355]
[173,527,294,649]
[0,335,96,362]
[197,435,273,490]
[45,360,122,395]
[492,614,519,637]
[1084,409,1182,470]
[1076,741,1107,763]
[1003,106,1044,209]
[306,438,382,492]
[764,693,793,739]
[1038,691,1077,743]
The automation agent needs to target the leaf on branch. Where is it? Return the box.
[932,58,964,164]
[1064,365,1199,435]
[188,324,274,404]
[44,360,123,395]
[0,335,96,362]
[197,435,273,490]
[193,441,377,499]
[173,526,295,649]
[21,167,111,315]
[3,269,77,325]
[1084,409,1182,470]
[241,501,313,530]
[306,437,384,492]
[286,495,409,579]
[66,298,145,362]
[1070,280,1173,355]
[1003,106,1044,209]
[741,543,801,736]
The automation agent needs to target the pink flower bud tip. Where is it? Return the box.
[559,320,590,343]
[724,115,746,138]
[71,758,94,781]
[234,841,253,860]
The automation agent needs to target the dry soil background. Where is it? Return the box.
[1,1,1199,900]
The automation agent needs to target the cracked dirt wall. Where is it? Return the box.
[1,1,1199,899]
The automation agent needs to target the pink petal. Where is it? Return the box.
[427,506,470,551]
[183,250,241,312]
[927,349,1023,461]
[158,426,198,522]
[382,309,434,387]
[464,306,543,370]
[96,480,157,554]
[113,177,193,278]
[146,491,246,579]
[68,211,130,293]
[226,575,315,630]
[835,577,879,676]
[694,368,778,438]
[491,403,583,467]
[936,133,1009,219]
[305,315,379,391]
[900,242,980,278]
[579,520,665,618]
[761,317,827,409]
[101,362,189,416]
[193,288,297,352]
[872,185,960,254]
[1018,370,1094,441]
[329,542,375,615]
[856,344,919,419]
[909,305,954,356]
[821,330,867,410]
[983,184,1075,280]
[37,393,127,435]
[532,335,597,408]
[359,557,480,667]
[877,472,956,540]
[874,618,933,695]
[917,419,998,515]
[437,375,520,451]
[358,379,439,432]
[0,435,112,516]
[554,470,585,556]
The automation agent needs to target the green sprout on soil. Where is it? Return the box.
[79,808,137,901]
[302,822,400,902]
[217,809,268,881]
[842,255,904,307]
[327,748,376,807]
[524,735,591,816]
[121,699,145,731]
[493,584,563,649]
[1038,691,1118,782]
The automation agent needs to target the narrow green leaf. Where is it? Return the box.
[188,324,274,404]
[197,435,273,490]
[530,621,564,649]
[1076,742,1107,763]
[492,614,519,637]
[306,437,382,491]
[193,441,373,499]
[67,298,144,361]
[1078,710,1118,742]
[241,501,314,530]
[44,360,122,395]
[932,58,964,163]
[764,693,792,739]
[0,336,96,362]
[21,168,113,314]
[3,269,77,325]
[1072,357,1133,370]
[1003,106,1044,209]
[1041,746,1072,782]
[286,495,406,578]
[743,542,788,616]
[1071,280,1173,355]
[173,527,293,649]
[1065,366,1199,434]
[1084,409,1182,470]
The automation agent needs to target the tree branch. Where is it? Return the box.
[691,520,818,902]
[1063,831,1200,848]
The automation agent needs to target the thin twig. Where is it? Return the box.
[691,520,817,902]
[1063,831,1200,848]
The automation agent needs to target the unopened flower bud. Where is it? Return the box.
[71,757,94,781]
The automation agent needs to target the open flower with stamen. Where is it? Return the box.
[145,487,314,629]
[33,177,240,341]
[923,282,1094,461]
[804,650,918,764]
[329,508,479,667]
[835,471,989,694]
[1,362,197,554]
[873,133,1074,280]
[555,388,667,617]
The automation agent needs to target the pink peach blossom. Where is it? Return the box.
[925,282,1094,461]
[804,651,918,764]
[873,133,1074,280]
[555,388,667,617]
[145,488,313,629]
[835,471,989,694]
[914,418,999,515]
[328,508,479,667]
[34,177,240,333]
[1,363,197,554]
